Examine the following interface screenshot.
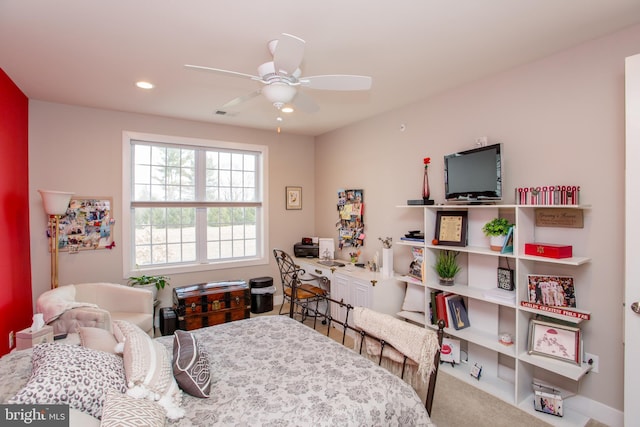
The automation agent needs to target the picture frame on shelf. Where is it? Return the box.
[497,267,515,291]
[528,319,581,365]
[527,275,576,307]
[286,186,302,210]
[434,211,468,247]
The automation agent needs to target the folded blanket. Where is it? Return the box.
[36,285,99,323]
[352,306,440,380]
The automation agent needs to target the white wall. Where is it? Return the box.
[28,102,315,309]
[315,24,640,414]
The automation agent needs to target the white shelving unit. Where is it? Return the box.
[395,204,592,426]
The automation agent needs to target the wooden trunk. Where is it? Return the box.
[173,280,250,331]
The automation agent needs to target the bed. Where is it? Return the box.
[0,281,442,426]
[0,315,437,426]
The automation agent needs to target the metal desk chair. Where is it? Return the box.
[273,249,328,321]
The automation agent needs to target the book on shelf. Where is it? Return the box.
[520,301,591,320]
[430,290,440,325]
[400,236,425,243]
[447,294,470,330]
[435,291,453,328]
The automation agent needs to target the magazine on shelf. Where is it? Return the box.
[408,247,424,281]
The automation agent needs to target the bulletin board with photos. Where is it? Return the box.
[52,197,115,253]
[336,189,365,249]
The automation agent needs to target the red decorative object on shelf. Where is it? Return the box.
[524,243,573,259]
[423,156,431,202]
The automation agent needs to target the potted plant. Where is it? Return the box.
[127,274,170,300]
[434,250,461,285]
[482,217,513,251]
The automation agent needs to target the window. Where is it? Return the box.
[122,132,268,276]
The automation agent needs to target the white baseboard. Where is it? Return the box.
[565,394,622,427]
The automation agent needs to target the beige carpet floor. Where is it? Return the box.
[256,305,609,426]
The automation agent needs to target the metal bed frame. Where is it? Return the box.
[286,270,445,416]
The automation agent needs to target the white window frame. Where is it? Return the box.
[122,131,269,278]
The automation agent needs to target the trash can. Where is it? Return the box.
[250,276,276,314]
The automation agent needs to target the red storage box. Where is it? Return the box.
[524,242,573,259]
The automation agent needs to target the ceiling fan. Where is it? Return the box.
[185,33,372,114]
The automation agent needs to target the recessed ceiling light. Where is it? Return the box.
[136,81,154,89]
[281,106,294,113]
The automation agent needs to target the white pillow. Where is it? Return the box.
[114,320,184,421]
[401,284,425,313]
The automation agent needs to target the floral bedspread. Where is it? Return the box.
[157,315,434,426]
[0,316,434,426]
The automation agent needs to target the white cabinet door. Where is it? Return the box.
[331,273,350,324]
[351,277,373,309]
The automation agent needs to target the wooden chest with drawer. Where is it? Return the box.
[173,280,250,331]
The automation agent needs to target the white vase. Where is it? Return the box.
[382,247,393,277]
[489,235,506,251]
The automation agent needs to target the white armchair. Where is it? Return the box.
[36,282,154,337]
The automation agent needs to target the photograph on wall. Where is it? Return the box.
[527,275,576,308]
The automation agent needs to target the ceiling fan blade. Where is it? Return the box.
[291,91,319,113]
[299,75,372,91]
[184,64,264,82]
[272,33,305,76]
[222,90,262,109]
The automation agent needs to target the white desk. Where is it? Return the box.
[294,257,405,323]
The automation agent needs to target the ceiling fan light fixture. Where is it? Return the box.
[281,106,294,113]
[262,83,296,107]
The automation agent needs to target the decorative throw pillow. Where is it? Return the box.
[8,343,126,419]
[173,330,211,398]
[100,390,165,427]
[401,284,426,313]
[79,326,119,354]
[114,320,184,421]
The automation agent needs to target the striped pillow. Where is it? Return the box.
[114,320,184,421]
[101,390,165,427]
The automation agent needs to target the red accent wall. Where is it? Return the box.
[0,68,32,356]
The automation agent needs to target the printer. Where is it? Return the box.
[294,238,319,258]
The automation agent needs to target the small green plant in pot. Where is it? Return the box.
[127,275,170,300]
[482,217,513,251]
[434,250,461,285]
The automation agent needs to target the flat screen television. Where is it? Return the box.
[444,143,503,203]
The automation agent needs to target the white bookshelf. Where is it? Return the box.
[396,204,593,426]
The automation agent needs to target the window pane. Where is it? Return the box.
[130,138,263,269]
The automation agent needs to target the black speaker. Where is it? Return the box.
[159,307,177,336]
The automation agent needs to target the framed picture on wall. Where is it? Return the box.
[286,186,302,210]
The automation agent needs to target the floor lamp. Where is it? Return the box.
[38,190,73,289]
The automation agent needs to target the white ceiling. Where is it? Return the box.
[2,0,640,136]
